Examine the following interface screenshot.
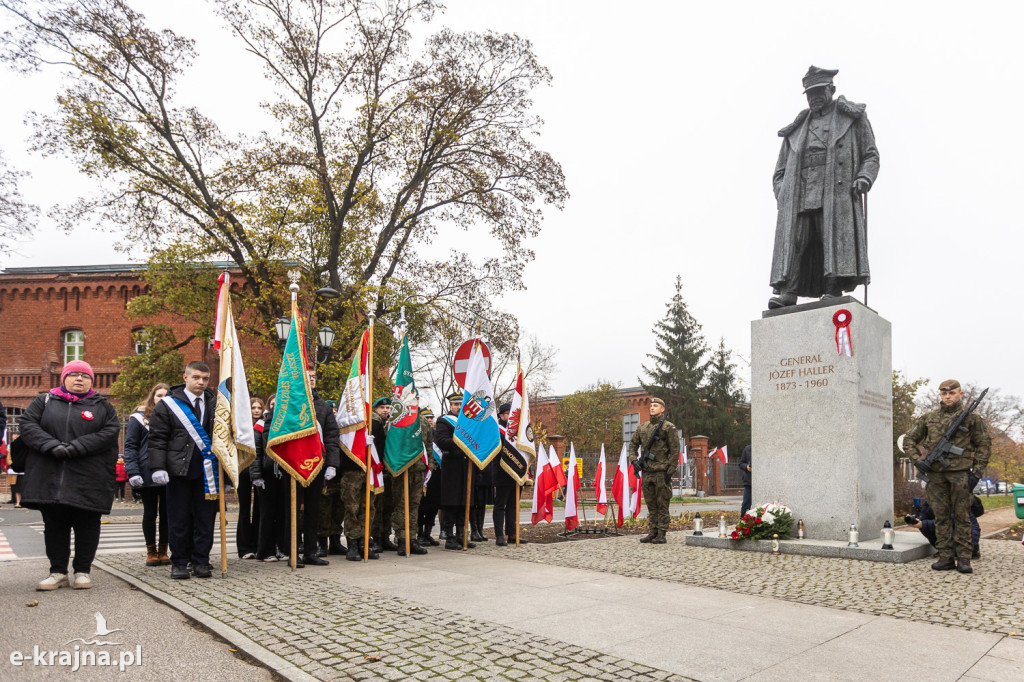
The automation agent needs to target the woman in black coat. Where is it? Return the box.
[123,382,170,566]
[18,361,121,591]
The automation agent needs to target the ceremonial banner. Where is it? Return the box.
[211,273,256,487]
[454,340,501,469]
[500,363,534,484]
[564,444,581,530]
[337,330,370,468]
[266,302,323,486]
[594,444,608,515]
[383,334,423,476]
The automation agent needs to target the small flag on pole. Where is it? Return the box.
[594,444,608,515]
[564,443,581,530]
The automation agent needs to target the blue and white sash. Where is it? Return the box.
[161,395,219,498]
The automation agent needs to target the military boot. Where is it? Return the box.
[328,534,346,555]
[639,531,657,544]
[316,537,329,558]
[470,516,487,542]
[146,544,161,567]
[380,536,399,552]
[956,558,973,574]
[454,530,476,550]
[398,539,428,556]
[931,556,956,571]
[651,531,667,544]
[345,540,362,562]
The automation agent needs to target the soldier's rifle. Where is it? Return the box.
[631,418,666,479]
[913,387,988,482]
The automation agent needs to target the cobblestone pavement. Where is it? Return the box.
[474,532,1024,637]
[98,552,694,681]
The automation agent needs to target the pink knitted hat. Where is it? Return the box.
[61,360,95,384]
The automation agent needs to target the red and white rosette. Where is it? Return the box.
[833,309,853,357]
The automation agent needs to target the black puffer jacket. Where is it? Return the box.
[17,391,121,513]
[148,385,217,477]
[123,412,157,486]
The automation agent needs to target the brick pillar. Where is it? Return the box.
[689,435,708,495]
[547,435,565,462]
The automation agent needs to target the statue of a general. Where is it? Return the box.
[768,66,879,309]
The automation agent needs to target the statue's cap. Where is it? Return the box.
[802,65,839,93]
[938,379,961,391]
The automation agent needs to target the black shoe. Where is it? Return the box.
[303,554,329,566]
[972,545,981,560]
[171,564,191,580]
[399,540,427,556]
[471,529,488,542]
[956,558,973,574]
[317,538,329,558]
[328,535,346,555]
[380,537,399,552]
[192,563,213,579]
[275,551,287,561]
[455,534,476,549]
[444,537,461,550]
[495,536,508,547]
[516,537,528,545]
[294,557,305,568]
[931,557,956,571]
[639,532,656,544]
[346,542,362,562]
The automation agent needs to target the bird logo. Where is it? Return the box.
[64,612,123,646]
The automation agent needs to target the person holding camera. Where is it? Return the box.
[906,498,982,560]
[628,397,680,545]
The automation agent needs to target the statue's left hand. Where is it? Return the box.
[853,178,871,194]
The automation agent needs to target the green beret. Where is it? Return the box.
[373,397,393,408]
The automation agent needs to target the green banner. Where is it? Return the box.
[383,334,423,476]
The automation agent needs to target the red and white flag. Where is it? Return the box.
[713,446,729,465]
[531,444,556,525]
[594,444,608,515]
[612,442,641,527]
[564,444,581,530]
[679,444,687,466]
[550,447,567,489]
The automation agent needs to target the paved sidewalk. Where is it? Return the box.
[94,531,1024,681]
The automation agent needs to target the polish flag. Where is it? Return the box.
[594,444,608,515]
[713,446,729,465]
[564,444,581,530]
[551,447,567,488]
[679,444,687,465]
[531,444,556,525]
[612,442,638,527]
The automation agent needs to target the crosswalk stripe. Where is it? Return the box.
[0,530,18,560]
[28,522,237,555]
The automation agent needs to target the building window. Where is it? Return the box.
[63,330,85,364]
[622,412,640,444]
[132,328,149,355]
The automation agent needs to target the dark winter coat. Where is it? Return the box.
[739,445,752,486]
[148,385,217,478]
[251,392,340,481]
[123,412,159,486]
[17,390,121,513]
[435,413,478,506]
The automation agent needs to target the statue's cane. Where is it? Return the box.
[862,191,868,307]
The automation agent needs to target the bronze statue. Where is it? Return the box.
[769,66,879,309]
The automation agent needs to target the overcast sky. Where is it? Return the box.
[2,0,1022,409]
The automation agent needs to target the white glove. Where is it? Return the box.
[151,470,170,486]
[325,466,337,481]
[129,476,144,488]
[252,478,265,489]
[365,434,374,445]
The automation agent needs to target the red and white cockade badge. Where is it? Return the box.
[81,410,94,421]
[832,309,853,357]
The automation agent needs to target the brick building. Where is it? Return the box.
[0,263,258,424]
[531,386,744,494]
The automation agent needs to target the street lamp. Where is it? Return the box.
[274,316,290,347]
[316,324,336,365]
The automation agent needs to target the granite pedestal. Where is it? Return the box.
[685,529,934,563]
[751,296,893,541]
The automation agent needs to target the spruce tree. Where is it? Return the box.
[640,276,709,438]
[704,337,750,453]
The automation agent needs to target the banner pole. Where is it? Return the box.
[290,478,297,571]
[403,472,411,557]
[219,467,227,577]
[463,466,472,551]
[364,313,375,561]
[515,484,521,547]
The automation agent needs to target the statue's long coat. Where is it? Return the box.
[771,96,880,293]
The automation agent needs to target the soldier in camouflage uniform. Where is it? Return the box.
[903,379,990,574]
[388,405,429,556]
[417,409,442,546]
[628,397,680,545]
[370,398,397,552]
